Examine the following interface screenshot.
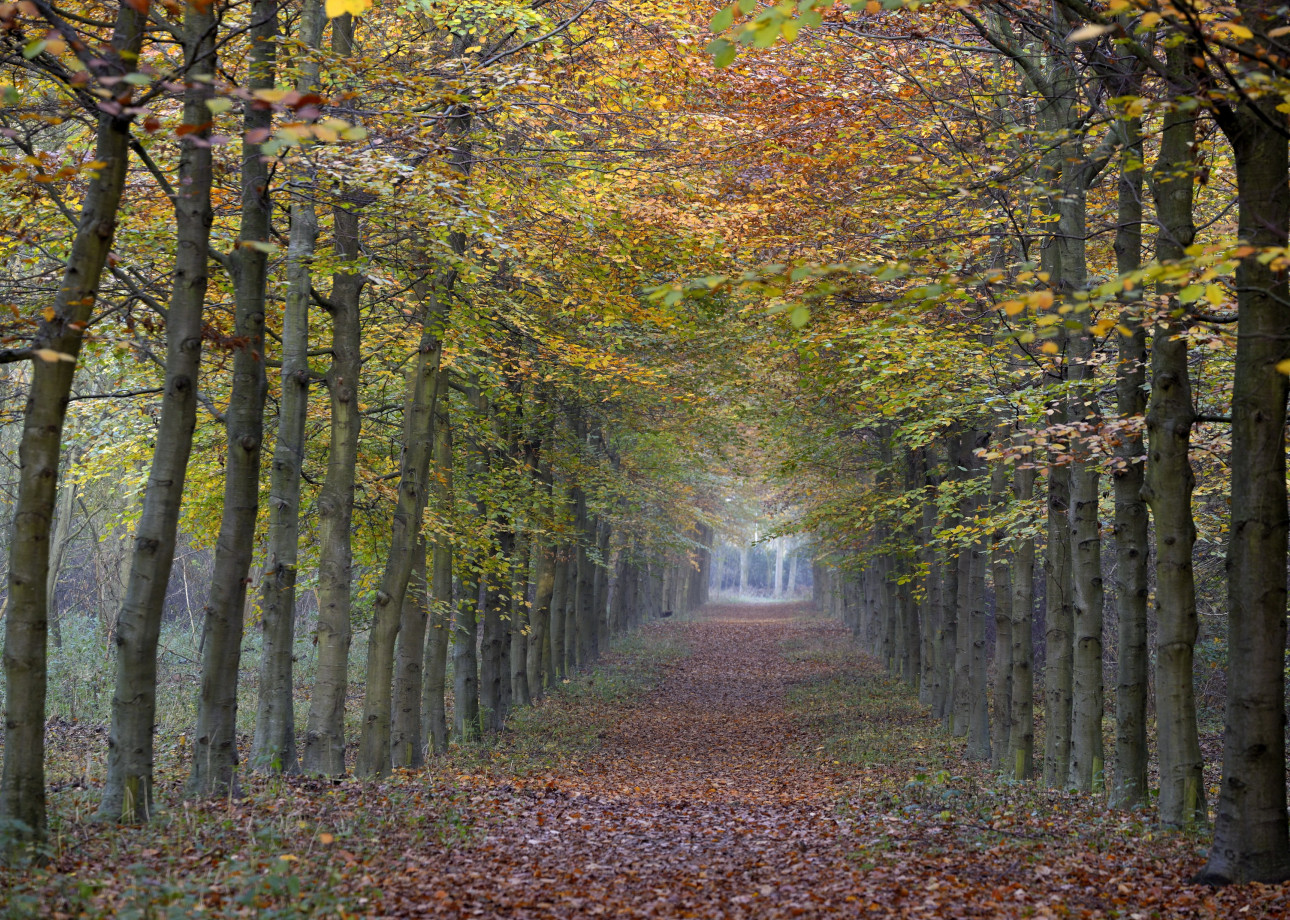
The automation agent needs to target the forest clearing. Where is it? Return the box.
[5,602,1287,918]
[3,0,1290,915]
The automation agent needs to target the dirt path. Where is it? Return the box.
[380,602,1287,919]
[403,603,859,917]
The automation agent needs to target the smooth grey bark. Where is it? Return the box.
[918,459,941,707]
[989,458,1013,770]
[46,473,77,649]
[575,538,595,665]
[453,566,481,742]
[1010,464,1036,780]
[510,529,531,708]
[1144,66,1204,827]
[1,3,147,843]
[99,3,215,822]
[422,391,454,754]
[936,546,958,728]
[251,0,326,777]
[548,550,568,680]
[391,540,428,769]
[594,521,612,650]
[300,22,366,772]
[1111,114,1149,811]
[1199,82,1290,885]
[527,540,555,699]
[480,526,510,733]
[186,0,277,799]
[356,310,443,775]
[963,433,990,761]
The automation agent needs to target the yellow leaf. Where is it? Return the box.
[279,854,299,862]
[1216,22,1253,41]
[1029,290,1055,310]
[325,0,371,18]
[1277,359,1290,375]
[34,348,75,362]
[41,306,55,321]
[1001,300,1025,316]
[319,833,335,844]
[1040,342,1059,355]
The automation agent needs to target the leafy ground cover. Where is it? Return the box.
[4,602,1286,918]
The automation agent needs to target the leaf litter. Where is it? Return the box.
[4,601,1287,918]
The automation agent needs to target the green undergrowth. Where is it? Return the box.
[447,626,690,775]
[778,633,1210,871]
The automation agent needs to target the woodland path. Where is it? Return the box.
[380,602,1284,919]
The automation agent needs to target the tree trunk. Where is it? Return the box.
[1200,93,1290,885]
[187,0,277,799]
[1010,464,1036,781]
[528,541,556,699]
[990,458,1013,770]
[355,295,444,775]
[1111,114,1149,810]
[548,551,568,680]
[422,390,454,754]
[391,540,429,768]
[453,571,481,742]
[300,27,366,772]
[0,2,147,843]
[1144,68,1205,827]
[45,473,77,650]
[511,530,532,708]
[101,4,214,812]
[251,0,326,777]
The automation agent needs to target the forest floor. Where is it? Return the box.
[5,601,1289,918]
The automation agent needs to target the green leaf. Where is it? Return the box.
[711,5,735,31]
[1178,283,1203,303]
[708,38,737,67]
[789,306,810,328]
[123,73,152,85]
[738,0,758,13]
[22,40,46,60]
[206,97,234,113]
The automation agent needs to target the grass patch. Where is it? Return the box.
[447,626,689,775]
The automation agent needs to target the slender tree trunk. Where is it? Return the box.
[422,390,454,754]
[300,34,366,773]
[251,0,326,776]
[1200,92,1290,885]
[46,473,77,650]
[528,541,555,700]
[936,548,958,728]
[453,568,481,742]
[187,0,277,799]
[548,551,568,680]
[1145,72,1205,827]
[562,551,579,670]
[355,298,444,775]
[391,540,428,768]
[990,458,1013,769]
[1010,464,1036,780]
[511,529,532,708]
[575,537,595,666]
[102,5,216,807]
[1111,114,1149,811]
[0,2,147,843]
[963,433,990,761]
[918,458,941,707]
